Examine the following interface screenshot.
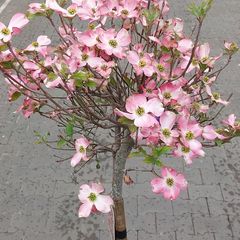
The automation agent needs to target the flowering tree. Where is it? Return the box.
[0,0,239,239]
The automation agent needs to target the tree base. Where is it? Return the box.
[114,198,127,240]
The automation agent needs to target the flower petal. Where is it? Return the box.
[78,202,93,218]
[94,195,113,213]
[151,177,164,194]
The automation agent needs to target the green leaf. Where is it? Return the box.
[129,151,143,158]
[66,122,74,137]
[129,125,137,133]
[1,61,14,69]
[72,71,89,87]
[33,131,50,144]
[57,138,67,148]
[188,0,214,19]
[129,147,147,158]
[109,77,117,86]
[47,72,57,81]
[155,160,163,167]
[215,139,224,146]
[161,46,171,53]
[199,62,208,71]
[0,44,8,52]
[123,76,133,87]
[10,92,21,101]
[60,63,69,76]
[153,146,171,157]
[85,80,97,88]
[118,116,134,125]
[144,155,155,164]
[72,71,88,81]
[34,130,41,137]
[143,6,159,23]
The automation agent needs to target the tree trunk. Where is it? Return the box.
[112,129,133,240]
[114,198,127,240]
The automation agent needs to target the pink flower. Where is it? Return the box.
[98,28,131,58]
[196,43,210,61]
[202,125,225,140]
[153,54,171,80]
[177,39,193,53]
[166,18,184,37]
[195,43,220,67]
[157,0,170,16]
[224,41,238,53]
[158,82,181,105]
[71,137,90,167]
[224,42,234,50]
[28,3,47,14]
[96,60,115,78]
[78,28,103,47]
[67,45,102,70]
[222,114,237,128]
[140,126,160,145]
[178,115,202,143]
[25,35,51,56]
[0,13,29,42]
[16,97,40,118]
[159,111,179,145]
[181,43,220,73]
[206,85,229,105]
[99,1,119,18]
[177,115,205,162]
[44,76,63,88]
[127,51,155,77]
[173,142,204,164]
[115,94,164,128]
[46,0,79,17]
[151,167,187,200]
[141,79,158,98]
[78,183,113,218]
[77,0,104,21]
[117,0,138,19]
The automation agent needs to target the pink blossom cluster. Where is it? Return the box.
[0,0,239,216]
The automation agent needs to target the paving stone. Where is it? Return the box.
[47,195,109,238]
[182,167,203,185]
[214,234,235,240]
[176,232,215,240]
[172,198,209,216]
[138,230,176,240]
[188,184,223,200]
[221,184,240,202]
[193,214,232,237]
[190,155,215,171]
[53,180,77,199]
[229,215,240,238]
[138,196,173,216]
[200,168,237,186]
[19,177,56,198]
[125,197,138,217]
[157,213,194,235]
[128,212,156,233]
[208,198,240,216]
[123,182,153,198]
[0,231,26,240]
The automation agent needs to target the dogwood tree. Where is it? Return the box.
[0,0,239,239]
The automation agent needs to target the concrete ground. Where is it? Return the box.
[0,0,240,239]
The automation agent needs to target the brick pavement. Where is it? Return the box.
[0,0,240,239]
